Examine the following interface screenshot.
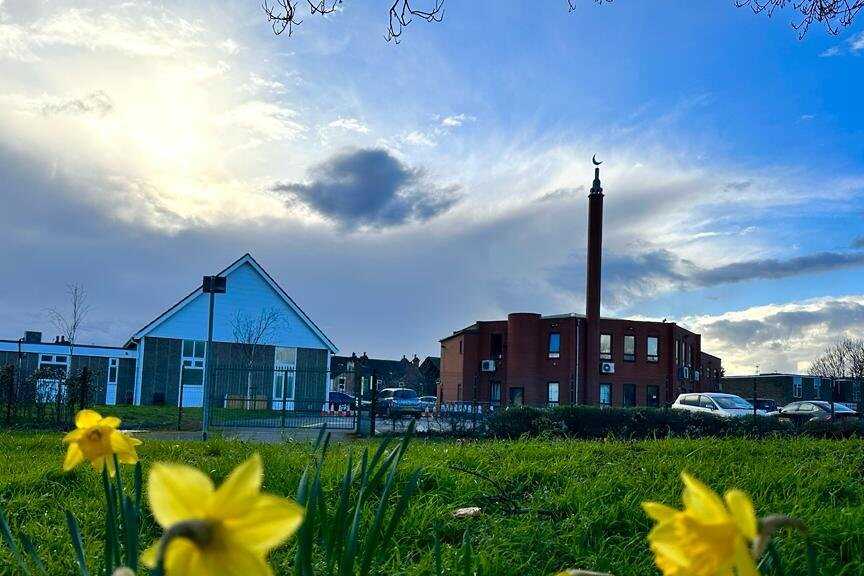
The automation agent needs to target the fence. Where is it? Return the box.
[0,364,106,428]
[199,366,356,430]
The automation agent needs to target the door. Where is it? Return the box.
[599,383,612,406]
[105,358,119,405]
[508,387,524,405]
[647,385,660,407]
[178,340,206,407]
[271,347,297,411]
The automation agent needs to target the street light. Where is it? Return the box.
[201,275,227,440]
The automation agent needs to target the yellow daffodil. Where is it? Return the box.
[642,473,760,576]
[142,453,304,576]
[62,409,142,477]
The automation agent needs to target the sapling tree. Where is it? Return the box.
[231,308,283,408]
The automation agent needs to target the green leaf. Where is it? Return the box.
[434,529,443,576]
[19,533,48,576]
[65,510,90,576]
[460,528,473,576]
[0,507,32,576]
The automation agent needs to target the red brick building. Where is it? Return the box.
[440,313,722,407]
[438,159,722,408]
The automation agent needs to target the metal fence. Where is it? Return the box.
[199,366,357,430]
[0,364,106,428]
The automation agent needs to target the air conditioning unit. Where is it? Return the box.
[480,359,496,372]
[600,361,615,374]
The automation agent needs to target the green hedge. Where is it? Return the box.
[483,405,860,440]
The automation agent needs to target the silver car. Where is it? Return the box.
[672,393,765,418]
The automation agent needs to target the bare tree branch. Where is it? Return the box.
[46,283,91,359]
[736,0,864,37]
[231,308,284,367]
[265,0,861,42]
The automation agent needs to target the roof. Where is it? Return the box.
[330,355,423,382]
[127,253,337,353]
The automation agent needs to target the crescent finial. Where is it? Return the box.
[592,154,602,166]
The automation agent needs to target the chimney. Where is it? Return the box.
[584,157,604,404]
[411,354,420,367]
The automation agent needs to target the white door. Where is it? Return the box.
[272,347,297,410]
[178,340,206,407]
[105,358,119,405]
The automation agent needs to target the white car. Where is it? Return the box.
[671,393,765,418]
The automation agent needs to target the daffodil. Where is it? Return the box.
[142,453,304,576]
[62,409,142,477]
[642,473,760,576]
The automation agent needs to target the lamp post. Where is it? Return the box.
[201,275,227,441]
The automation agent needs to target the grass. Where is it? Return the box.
[0,432,862,575]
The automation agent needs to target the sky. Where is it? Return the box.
[1,0,863,375]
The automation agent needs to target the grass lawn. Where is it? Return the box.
[0,432,862,575]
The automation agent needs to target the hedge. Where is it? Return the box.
[481,405,861,440]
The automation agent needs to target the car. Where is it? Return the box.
[671,393,763,418]
[418,396,437,410]
[375,388,423,417]
[778,401,859,424]
[327,390,357,410]
[752,398,780,416]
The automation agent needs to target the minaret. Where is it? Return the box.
[584,157,604,404]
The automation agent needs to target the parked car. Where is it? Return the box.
[376,388,423,417]
[752,398,780,416]
[327,390,357,410]
[778,401,859,424]
[671,393,763,418]
[418,396,437,410]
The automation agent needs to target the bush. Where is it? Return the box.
[483,405,823,440]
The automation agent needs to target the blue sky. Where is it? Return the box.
[1,0,863,374]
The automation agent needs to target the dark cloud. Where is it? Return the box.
[702,300,864,346]
[38,91,113,117]
[852,235,864,249]
[549,248,864,308]
[273,148,460,230]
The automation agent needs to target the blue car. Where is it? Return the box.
[376,388,422,417]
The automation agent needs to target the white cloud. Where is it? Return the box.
[216,101,306,144]
[0,5,205,61]
[1,90,113,116]
[244,72,289,94]
[327,117,370,134]
[220,38,240,55]
[850,30,864,53]
[402,130,436,147]
[682,296,864,375]
[819,45,841,58]
[441,113,475,127]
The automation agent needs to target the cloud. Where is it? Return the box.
[2,90,114,117]
[0,5,204,61]
[683,296,864,374]
[850,31,864,53]
[220,38,240,55]
[402,130,436,147]
[273,147,460,230]
[819,46,842,58]
[550,248,864,309]
[441,113,475,127]
[215,101,305,144]
[327,117,370,134]
[853,236,864,249]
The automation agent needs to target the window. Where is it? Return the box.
[813,377,822,397]
[681,394,700,406]
[547,382,560,405]
[548,333,561,358]
[491,333,504,359]
[459,340,463,354]
[792,376,802,398]
[685,343,691,366]
[599,383,612,405]
[854,382,861,402]
[675,340,680,365]
[623,383,636,406]
[647,385,660,407]
[600,334,612,361]
[490,382,501,403]
[509,387,524,405]
[337,376,347,391]
[623,335,636,362]
[108,358,119,384]
[699,395,716,410]
[646,336,659,363]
